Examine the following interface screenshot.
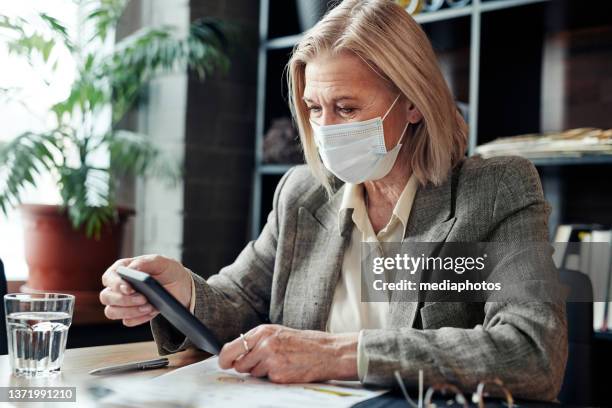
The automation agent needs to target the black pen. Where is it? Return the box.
[88,357,169,375]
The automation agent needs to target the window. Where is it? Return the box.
[0,1,79,280]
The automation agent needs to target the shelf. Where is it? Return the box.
[258,164,295,175]
[473,155,612,166]
[255,0,609,238]
[594,331,612,342]
[264,9,472,49]
[264,0,551,50]
[530,155,612,166]
[266,34,302,50]
[480,0,549,13]
[413,5,472,24]
[260,155,612,175]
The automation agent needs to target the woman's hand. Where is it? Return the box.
[218,324,358,383]
[99,254,192,327]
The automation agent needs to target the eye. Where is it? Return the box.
[337,107,355,115]
[306,105,321,113]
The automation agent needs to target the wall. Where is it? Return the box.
[541,2,612,132]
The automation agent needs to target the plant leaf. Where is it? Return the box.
[39,12,74,52]
[0,131,61,215]
[98,19,230,123]
[84,0,128,43]
[105,130,181,183]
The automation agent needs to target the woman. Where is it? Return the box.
[99,0,567,401]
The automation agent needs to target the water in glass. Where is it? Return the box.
[4,293,74,377]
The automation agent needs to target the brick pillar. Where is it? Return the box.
[182,1,259,278]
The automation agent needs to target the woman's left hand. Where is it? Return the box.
[218,324,358,383]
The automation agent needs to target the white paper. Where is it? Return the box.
[92,378,203,407]
[150,356,387,408]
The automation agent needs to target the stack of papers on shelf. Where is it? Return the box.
[475,128,612,159]
[93,357,387,408]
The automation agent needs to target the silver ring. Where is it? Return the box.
[240,333,249,354]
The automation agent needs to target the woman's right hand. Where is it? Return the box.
[99,254,192,327]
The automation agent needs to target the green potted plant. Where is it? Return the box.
[0,1,229,304]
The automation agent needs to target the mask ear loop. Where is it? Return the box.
[382,93,402,121]
[396,121,410,146]
[382,94,409,148]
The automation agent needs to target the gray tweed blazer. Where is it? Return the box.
[151,155,568,401]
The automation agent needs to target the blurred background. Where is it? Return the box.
[0,0,611,405]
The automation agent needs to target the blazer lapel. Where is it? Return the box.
[283,169,459,331]
[283,186,352,331]
[388,175,457,329]
[404,176,455,243]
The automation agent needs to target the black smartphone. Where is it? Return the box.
[117,266,222,355]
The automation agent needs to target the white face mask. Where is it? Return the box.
[310,94,409,184]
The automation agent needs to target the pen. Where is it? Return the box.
[88,357,169,375]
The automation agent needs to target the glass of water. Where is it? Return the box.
[4,293,75,377]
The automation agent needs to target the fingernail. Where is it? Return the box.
[120,284,133,294]
[139,305,152,313]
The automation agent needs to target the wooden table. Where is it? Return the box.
[0,341,210,406]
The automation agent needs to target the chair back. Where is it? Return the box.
[558,268,593,405]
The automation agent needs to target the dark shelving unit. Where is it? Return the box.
[251,0,612,238]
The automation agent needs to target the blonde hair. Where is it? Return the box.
[287,0,468,194]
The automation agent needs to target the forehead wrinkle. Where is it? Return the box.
[305,55,384,86]
[306,68,381,90]
[304,78,382,104]
[303,52,392,108]
[304,81,353,102]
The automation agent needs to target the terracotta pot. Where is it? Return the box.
[19,204,133,293]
